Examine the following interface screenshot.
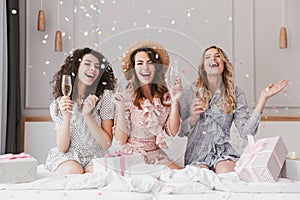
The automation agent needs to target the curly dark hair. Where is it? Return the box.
[127,47,169,109]
[50,48,116,100]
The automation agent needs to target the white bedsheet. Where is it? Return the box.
[1,164,300,200]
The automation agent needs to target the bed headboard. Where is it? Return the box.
[22,116,300,165]
[21,116,55,164]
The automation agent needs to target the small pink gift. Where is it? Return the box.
[93,151,144,176]
[235,135,288,182]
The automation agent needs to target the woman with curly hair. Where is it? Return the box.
[112,40,183,169]
[45,48,116,174]
[179,45,288,173]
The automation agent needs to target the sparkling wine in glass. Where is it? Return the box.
[195,87,208,134]
[62,75,72,97]
[62,74,72,112]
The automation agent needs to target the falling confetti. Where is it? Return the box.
[45,61,50,65]
[171,20,175,25]
[11,9,17,14]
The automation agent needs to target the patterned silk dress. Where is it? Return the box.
[179,82,261,169]
[120,91,174,165]
[45,90,115,171]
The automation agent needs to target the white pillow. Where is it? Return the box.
[163,135,187,168]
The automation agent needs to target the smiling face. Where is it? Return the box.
[78,53,100,86]
[203,48,224,77]
[134,51,156,85]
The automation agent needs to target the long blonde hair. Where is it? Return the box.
[196,46,236,114]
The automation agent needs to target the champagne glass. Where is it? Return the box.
[195,87,208,134]
[62,74,72,112]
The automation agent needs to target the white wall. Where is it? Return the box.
[21,0,300,117]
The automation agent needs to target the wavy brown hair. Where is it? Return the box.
[196,46,236,114]
[126,48,169,109]
[50,48,116,100]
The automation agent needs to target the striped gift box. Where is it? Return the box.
[235,135,288,182]
[281,159,300,181]
[0,153,38,183]
[93,152,144,176]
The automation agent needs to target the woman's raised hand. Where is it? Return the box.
[261,80,289,100]
[59,96,73,115]
[112,86,125,111]
[82,94,99,116]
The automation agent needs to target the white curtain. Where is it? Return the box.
[0,1,7,154]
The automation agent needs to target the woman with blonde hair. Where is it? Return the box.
[179,45,288,173]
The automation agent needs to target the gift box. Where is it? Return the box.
[234,135,288,182]
[281,159,300,181]
[0,153,38,183]
[93,151,144,176]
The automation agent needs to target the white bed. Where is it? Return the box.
[9,118,299,200]
[1,164,300,200]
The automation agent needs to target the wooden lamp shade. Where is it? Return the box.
[37,10,45,31]
[55,30,62,51]
[280,27,287,49]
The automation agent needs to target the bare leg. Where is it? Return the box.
[195,164,209,170]
[161,162,182,169]
[55,160,84,174]
[214,160,235,174]
[84,164,94,173]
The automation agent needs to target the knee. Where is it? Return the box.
[55,161,84,174]
[65,166,84,174]
[215,160,235,174]
[195,164,209,170]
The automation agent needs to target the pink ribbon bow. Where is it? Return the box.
[104,151,126,158]
[0,152,31,160]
